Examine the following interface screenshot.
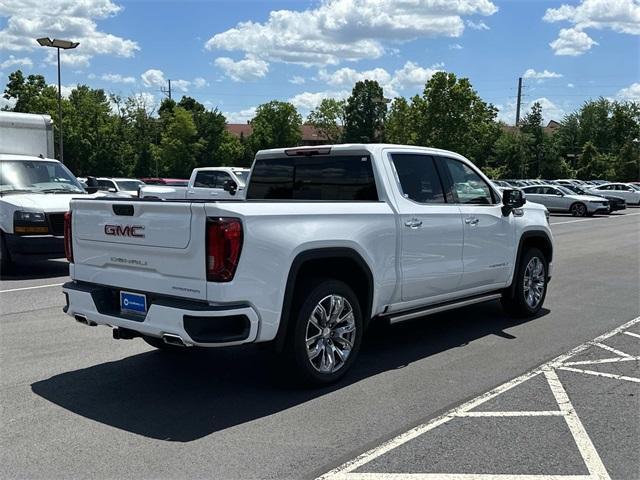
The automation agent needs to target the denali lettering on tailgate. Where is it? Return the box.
[104,224,146,238]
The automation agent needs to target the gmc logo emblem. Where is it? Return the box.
[104,224,146,238]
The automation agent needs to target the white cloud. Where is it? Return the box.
[317,61,444,98]
[548,27,598,55]
[567,83,575,88]
[223,106,257,123]
[318,67,391,86]
[0,96,17,109]
[0,55,32,69]
[101,73,135,84]
[0,0,139,66]
[171,79,191,92]
[498,97,565,125]
[193,77,208,88]
[141,69,166,88]
[466,19,490,30]
[205,0,497,66]
[289,76,306,85]
[214,56,269,82]
[449,43,463,49]
[544,0,639,55]
[523,68,563,80]
[288,90,350,111]
[616,82,640,101]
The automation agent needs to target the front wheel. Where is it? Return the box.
[570,202,587,217]
[502,247,548,317]
[284,279,363,386]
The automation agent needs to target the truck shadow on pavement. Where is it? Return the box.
[31,301,548,442]
[0,258,69,280]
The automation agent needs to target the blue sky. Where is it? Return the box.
[1,0,639,124]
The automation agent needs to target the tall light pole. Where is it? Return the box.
[36,37,79,163]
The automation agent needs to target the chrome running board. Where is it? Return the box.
[387,293,503,325]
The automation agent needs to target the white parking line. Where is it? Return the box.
[591,342,633,358]
[0,283,64,293]
[318,316,640,480]
[552,212,640,225]
[557,366,640,384]
[623,331,640,340]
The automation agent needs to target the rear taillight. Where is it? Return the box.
[64,211,73,263]
[206,218,243,282]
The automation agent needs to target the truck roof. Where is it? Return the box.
[0,153,57,162]
[255,143,467,160]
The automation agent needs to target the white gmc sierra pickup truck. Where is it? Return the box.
[63,144,553,384]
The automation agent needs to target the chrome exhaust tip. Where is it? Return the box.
[162,333,189,347]
[74,314,97,326]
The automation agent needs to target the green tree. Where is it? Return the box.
[250,100,302,151]
[385,97,417,144]
[413,72,500,166]
[492,130,531,178]
[154,106,203,177]
[307,98,345,144]
[178,96,227,167]
[343,80,387,143]
[576,141,610,179]
[3,70,58,113]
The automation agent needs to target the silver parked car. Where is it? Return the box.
[522,185,610,217]
[588,183,640,205]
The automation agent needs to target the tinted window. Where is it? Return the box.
[523,186,538,194]
[247,155,378,201]
[97,179,115,191]
[391,154,445,204]
[217,172,232,187]
[442,158,495,205]
[194,171,218,188]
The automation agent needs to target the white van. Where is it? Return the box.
[0,112,90,269]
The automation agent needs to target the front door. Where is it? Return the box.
[438,157,515,290]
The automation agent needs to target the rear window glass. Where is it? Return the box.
[247,155,378,201]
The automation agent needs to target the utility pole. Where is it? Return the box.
[160,79,172,100]
[515,77,523,126]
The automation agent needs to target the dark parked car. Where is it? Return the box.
[563,184,626,212]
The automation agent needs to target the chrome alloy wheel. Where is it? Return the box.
[305,294,356,374]
[523,256,545,309]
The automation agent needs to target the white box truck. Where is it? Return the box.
[0,112,92,270]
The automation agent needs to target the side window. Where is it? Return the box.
[194,171,217,188]
[391,154,445,204]
[216,172,232,188]
[97,179,114,191]
[525,187,539,194]
[441,158,495,205]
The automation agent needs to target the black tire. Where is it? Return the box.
[283,279,363,386]
[142,335,190,352]
[0,232,13,274]
[502,247,548,318]
[570,202,587,217]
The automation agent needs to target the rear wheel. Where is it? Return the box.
[502,247,548,317]
[283,279,363,386]
[570,202,587,217]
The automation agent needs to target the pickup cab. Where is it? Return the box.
[63,144,553,384]
[139,167,249,200]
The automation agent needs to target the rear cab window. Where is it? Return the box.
[247,155,379,201]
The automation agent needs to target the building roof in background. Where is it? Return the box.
[226,124,329,142]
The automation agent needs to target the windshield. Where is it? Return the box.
[115,180,144,191]
[0,160,84,194]
[233,170,249,185]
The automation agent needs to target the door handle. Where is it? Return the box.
[404,218,423,229]
[465,217,479,225]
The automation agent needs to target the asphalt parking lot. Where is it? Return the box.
[1,210,639,480]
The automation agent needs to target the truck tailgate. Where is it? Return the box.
[70,199,208,300]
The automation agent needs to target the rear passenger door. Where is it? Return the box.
[389,153,464,302]
[438,157,514,290]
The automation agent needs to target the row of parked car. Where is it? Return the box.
[77,167,251,200]
[491,178,640,216]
